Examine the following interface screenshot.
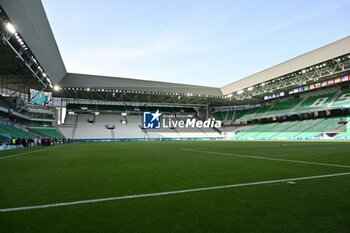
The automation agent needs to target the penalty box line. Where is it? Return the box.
[182,149,350,169]
[1,171,350,213]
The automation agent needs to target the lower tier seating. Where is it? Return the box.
[0,124,35,139]
[29,127,63,138]
[232,117,348,140]
[60,113,221,139]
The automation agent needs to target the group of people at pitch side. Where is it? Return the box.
[6,137,71,148]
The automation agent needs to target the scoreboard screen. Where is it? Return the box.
[29,89,52,106]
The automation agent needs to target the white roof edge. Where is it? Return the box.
[221,36,350,95]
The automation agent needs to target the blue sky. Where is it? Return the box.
[42,0,350,87]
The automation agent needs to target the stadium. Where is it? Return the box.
[0,1,349,232]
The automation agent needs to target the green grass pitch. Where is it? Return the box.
[0,141,350,233]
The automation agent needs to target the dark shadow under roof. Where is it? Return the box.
[60,73,223,96]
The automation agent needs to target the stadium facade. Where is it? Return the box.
[0,0,350,144]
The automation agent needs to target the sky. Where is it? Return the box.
[42,0,350,87]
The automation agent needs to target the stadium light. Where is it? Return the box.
[237,90,244,95]
[53,85,60,91]
[5,22,16,34]
[248,87,254,91]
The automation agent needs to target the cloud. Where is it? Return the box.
[70,30,206,60]
[63,30,210,82]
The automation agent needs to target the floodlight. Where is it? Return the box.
[53,85,60,91]
[6,22,16,34]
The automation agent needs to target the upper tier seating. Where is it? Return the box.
[294,92,336,113]
[265,99,302,117]
[66,104,196,113]
[330,89,350,108]
[215,88,350,122]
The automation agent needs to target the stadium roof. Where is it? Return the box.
[0,0,66,84]
[60,73,222,96]
[221,36,350,95]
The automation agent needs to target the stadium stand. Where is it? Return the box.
[216,88,350,124]
[230,117,348,140]
[59,113,222,139]
[60,114,145,139]
[212,111,227,121]
[330,88,350,108]
[235,123,279,139]
[66,104,196,114]
[29,127,62,138]
[237,107,260,120]
[265,99,302,117]
[334,117,350,139]
[294,92,337,113]
[295,118,344,139]
[0,124,35,139]
[271,119,323,139]
[253,121,299,139]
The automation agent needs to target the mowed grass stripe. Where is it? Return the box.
[182,149,350,169]
[1,142,348,210]
[1,142,350,233]
[1,171,349,213]
[0,147,57,160]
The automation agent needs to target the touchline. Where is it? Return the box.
[162,118,222,128]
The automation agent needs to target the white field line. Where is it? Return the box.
[0,147,55,160]
[182,149,350,169]
[1,172,350,213]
